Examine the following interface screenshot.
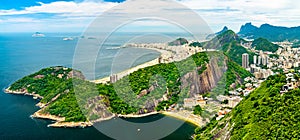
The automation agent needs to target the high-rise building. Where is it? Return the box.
[261,55,269,66]
[110,74,118,83]
[253,55,257,65]
[257,56,261,65]
[242,53,249,69]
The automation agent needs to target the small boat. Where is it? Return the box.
[32,32,45,37]
[63,37,74,41]
[33,96,38,100]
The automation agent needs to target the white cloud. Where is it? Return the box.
[0,0,299,32]
[178,0,300,31]
[0,1,119,16]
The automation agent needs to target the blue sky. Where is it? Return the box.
[0,0,299,33]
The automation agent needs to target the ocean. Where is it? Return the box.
[0,33,197,140]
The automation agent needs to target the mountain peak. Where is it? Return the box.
[239,22,258,34]
[222,26,229,31]
[206,26,229,40]
[260,23,272,28]
[238,23,300,41]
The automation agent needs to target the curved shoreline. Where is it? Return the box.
[4,88,93,128]
[5,88,203,128]
[161,111,204,127]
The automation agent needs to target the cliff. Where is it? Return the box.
[181,56,227,97]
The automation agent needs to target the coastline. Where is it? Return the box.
[3,44,205,128]
[4,87,43,99]
[5,88,203,128]
[4,88,94,128]
[91,58,161,84]
[161,111,204,127]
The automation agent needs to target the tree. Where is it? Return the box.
[193,105,203,116]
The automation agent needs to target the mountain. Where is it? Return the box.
[168,38,189,46]
[194,74,300,139]
[252,38,282,52]
[239,22,258,35]
[206,26,229,40]
[204,30,254,65]
[238,22,300,42]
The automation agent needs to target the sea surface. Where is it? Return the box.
[0,33,197,140]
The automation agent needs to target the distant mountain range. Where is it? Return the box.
[238,23,300,42]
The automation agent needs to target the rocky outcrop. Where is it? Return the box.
[67,70,85,80]
[181,57,227,97]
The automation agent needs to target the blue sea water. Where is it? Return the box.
[0,33,196,140]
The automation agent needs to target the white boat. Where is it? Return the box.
[32,32,45,37]
[63,37,74,41]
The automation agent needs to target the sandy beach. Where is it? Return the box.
[91,43,202,84]
[92,58,160,84]
[162,111,204,127]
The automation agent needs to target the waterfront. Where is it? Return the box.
[0,33,196,139]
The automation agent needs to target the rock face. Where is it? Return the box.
[181,57,227,97]
[67,70,85,80]
[136,56,227,112]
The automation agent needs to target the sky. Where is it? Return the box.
[0,0,299,33]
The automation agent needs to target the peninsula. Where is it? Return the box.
[5,35,251,128]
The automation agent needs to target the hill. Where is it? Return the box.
[238,22,300,42]
[6,52,211,126]
[6,49,253,128]
[204,30,254,65]
[7,67,89,123]
[168,38,188,46]
[194,73,300,139]
[252,38,282,52]
[206,26,229,40]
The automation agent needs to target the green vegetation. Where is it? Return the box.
[193,105,203,116]
[97,84,137,115]
[44,91,87,122]
[269,54,279,59]
[114,52,209,111]
[8,52,210,122]
[252,38,281,52]
[189,42,202,47]
[226,60,253,90]
[9,66,88,122]
[194,74,300,139]
[205,30,254,65]
[209,58,253,98]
